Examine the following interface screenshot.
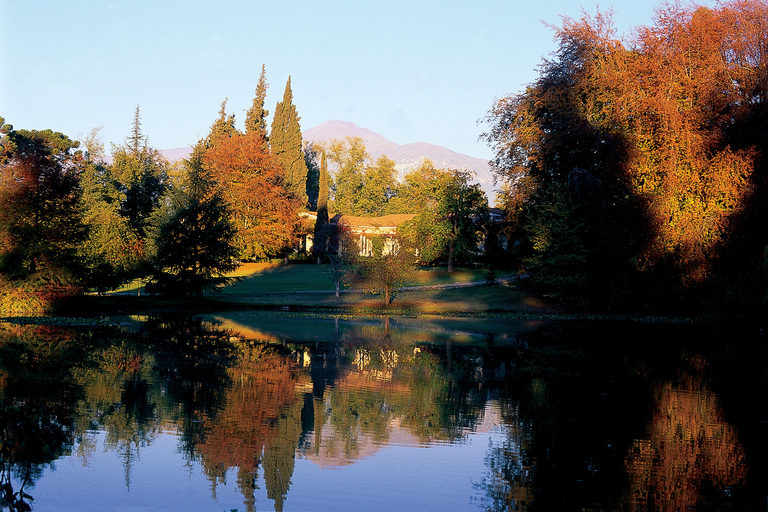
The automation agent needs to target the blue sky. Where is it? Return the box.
[2,0,690,161]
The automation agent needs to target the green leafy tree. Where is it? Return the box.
[358,155,398,217]
[270,77,308,205]
[401,168,488,272]
[78,127,143,292]
[313,148,330,261]
[304,141,321,211]
[110,106,169,239]
[327,136,368,215]
[0,119,87,311]
[146,151,239,295]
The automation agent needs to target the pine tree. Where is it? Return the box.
[270,77,308,205]
[245,65,269,139]
[146,152,239,296]
[127,105,143,155]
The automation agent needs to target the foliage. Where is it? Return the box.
[326,136,369,215]
[202,128,301,261]
[145,152,240,295]
[0,120,87,311]
[400,166,489,272]
[485,1,768,314]
[304,141,321,211]
[321,222,357,297]
[109,107,169,239]
[313,148,330,260]
[78,128,144,292]
[270,77,309,205]
[244,64,269,140]
[349,235,415,305]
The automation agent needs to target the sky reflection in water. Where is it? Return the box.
[0,315,763,511]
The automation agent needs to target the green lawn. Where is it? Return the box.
[220,262,491,294]
[106,263,548,316]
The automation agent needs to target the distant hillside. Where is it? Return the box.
[303,120,496,201]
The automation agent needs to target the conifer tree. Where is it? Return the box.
[245,65,269,139]
[313,149,329,260]
[270,77,308,205]
[146,151,239,295]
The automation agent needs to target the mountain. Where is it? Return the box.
[303,120,496,201]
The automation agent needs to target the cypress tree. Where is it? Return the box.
[313,149,329,260]
[245,64,269,139]
[270,77,308,205]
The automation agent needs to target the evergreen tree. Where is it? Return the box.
[146,151,239,295]
[127,105,143,154]
[304,141,320,210]
[245,65,269,140]
[313,149,329,260]
[270,77,308,205]
[207,99,238,145]
[111,107,169,239]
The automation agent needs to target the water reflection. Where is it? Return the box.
[0,318,763,511]
[624,356,747,511]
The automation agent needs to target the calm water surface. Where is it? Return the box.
[0,314,766,511]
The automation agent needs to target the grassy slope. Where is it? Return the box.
[207,263,552,315]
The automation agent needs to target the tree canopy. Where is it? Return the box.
[485,0,768,312]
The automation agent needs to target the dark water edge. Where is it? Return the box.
[0,314,765,511]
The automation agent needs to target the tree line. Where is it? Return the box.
[0,67,492,312]
[485,0,768,318]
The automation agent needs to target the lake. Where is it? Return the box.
[0,313,765,511]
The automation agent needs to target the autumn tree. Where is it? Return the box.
[485,2,768,311]
[202,127,301,260]
[270,77,309,205]
[0,119,87,312]
[146,151,239,295]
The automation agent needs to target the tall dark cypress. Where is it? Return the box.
[270,77,308,205]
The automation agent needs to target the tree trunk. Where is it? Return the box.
[335,281,340,297]
[384,286,390,306]
[447,241,455,273]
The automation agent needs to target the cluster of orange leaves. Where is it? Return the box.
[491,0,767,281]
[202,131,302,260]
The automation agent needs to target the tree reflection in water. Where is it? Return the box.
[0,324,83,511]
[472,327,754,512]
[0,318,762,511]
[624,355,747,511]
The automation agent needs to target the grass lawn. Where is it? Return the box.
[220,262,492,294]
[207,262,549,315]
[105,262,550,317]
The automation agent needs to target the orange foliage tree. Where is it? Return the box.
[201,130,302,260]
[485,1,768,312]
